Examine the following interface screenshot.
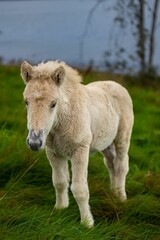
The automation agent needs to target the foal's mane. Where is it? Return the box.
[33,61,82,84]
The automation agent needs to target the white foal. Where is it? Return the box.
[21,60,134,227]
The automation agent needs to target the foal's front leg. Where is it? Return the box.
[71,146,94,227]
[46,149,69,209]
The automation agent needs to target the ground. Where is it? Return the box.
[0,65,160,240]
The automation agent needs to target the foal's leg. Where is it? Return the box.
[46,149,69,209]
[71,146,94,227]
[102,139,130,201]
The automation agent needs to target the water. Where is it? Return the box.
[0,0,159,70]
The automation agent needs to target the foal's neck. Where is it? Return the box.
[54,83,82,132]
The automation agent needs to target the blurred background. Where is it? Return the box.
[1,1,160,239]
[0,0,160,76]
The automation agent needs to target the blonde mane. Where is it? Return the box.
[32,61,82,84]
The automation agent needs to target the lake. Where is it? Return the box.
[0,0,159,71]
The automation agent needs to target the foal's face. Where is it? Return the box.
[21,61,65,151]
[23,80,59,150]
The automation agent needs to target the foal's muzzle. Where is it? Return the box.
[27,129,43,151]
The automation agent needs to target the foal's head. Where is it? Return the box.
[21,61,65,151]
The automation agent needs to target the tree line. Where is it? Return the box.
[82,0,160,76]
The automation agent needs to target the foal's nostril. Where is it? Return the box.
[26,130,43,151]
[27,139,42,151]
[30,142,42,151]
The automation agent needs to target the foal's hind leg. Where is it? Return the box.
[102,138,130,201]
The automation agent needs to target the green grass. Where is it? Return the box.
[0,65,160,240]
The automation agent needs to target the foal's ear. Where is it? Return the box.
[21,61,33,84]
[51,66,65,86]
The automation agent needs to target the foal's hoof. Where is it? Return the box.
[113,189,127,202]
[54,203,69,210]
[117,192,127,202]
[81,216,94,228]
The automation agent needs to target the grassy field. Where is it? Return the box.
[0,65,160,240]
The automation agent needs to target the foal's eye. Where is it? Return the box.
[25,99,29,106]
[50,101,56,108]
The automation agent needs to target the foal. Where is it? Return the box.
[21,61,134,227]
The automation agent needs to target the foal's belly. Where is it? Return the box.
[90,114,119,152]
[90,128,117,151]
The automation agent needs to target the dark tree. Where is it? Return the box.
[82,0,160,74]
[148,0,160,70]
[138,0,146,72]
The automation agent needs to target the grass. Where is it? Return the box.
[0,65,160,240]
